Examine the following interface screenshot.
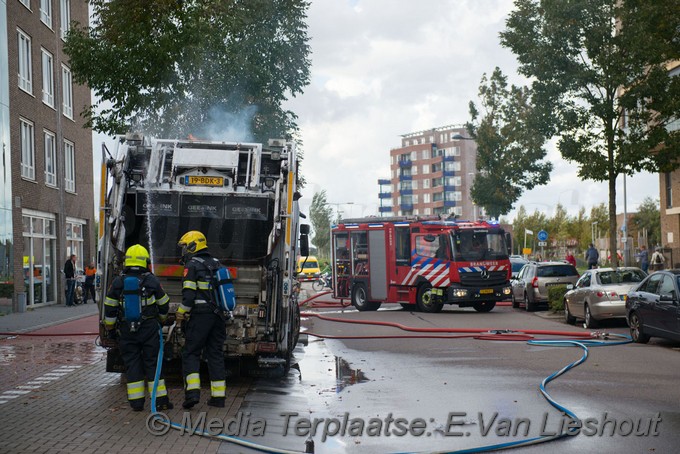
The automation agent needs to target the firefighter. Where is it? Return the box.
[103,244,173,411]
[175,230,227,409]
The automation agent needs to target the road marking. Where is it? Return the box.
[0,364,82,404]
[2,390,31,395]
[16,385,42,390]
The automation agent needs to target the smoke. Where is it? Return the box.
[196,105,258,143]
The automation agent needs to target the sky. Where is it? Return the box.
[93,0,660,223]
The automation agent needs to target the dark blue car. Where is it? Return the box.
[625,270,680,343]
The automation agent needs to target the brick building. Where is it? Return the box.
[378,125,481,219]
[2,0,94,312]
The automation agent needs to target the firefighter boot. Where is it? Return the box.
[207,397,225,408]
[130,399,144,412]
[156,395,174,411]
[182,393,200,409]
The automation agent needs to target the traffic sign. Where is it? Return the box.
[538,241,547,247]
[537,230,548,242]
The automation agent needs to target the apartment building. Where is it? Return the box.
[1,0,94,312]
[378,125,480,219]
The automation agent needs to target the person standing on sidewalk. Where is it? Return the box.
[103,244,173,412]
[176,230,227,409]
[63,254,77,307]
[585,244,599,269]
[83,261,97,304]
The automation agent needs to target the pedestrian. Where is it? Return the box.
[176,230,227,409]
[103,244,173,411]
[586,243,599,269]
[83,261,97,304]
[636,245,649,273]
[565,251,576,267]
[650,247,665,271]
[63,254,77,306]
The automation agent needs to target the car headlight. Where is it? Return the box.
[452,289,468,298]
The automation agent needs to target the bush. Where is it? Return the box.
[0,283,12,298]
[548,285,568,312]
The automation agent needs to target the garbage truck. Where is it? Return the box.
[97,133,308,376]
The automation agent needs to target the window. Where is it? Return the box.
[66,218,85,269]
[423,193,430,203]
[41,49,54,106]
[18,29,33,93]
[44,131,57,186]
[19,0,30,9]
[665,172,672,208]
[62,65,73,119]
[40,0,53,28]
[421,150,428,160]
[60,0,71,40]
[422,165,430,175]
[20,119,35,179]
[423,179,430,189]
[64,139,75,192]
[410,151,417,160]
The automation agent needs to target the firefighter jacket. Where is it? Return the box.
[178,251,220,315]
[103,267,170,328]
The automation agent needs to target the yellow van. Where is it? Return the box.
[296,256,321,280]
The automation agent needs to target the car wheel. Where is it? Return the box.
[511,292,519,309]
[564,300,576,325]
[584,304,598,329]
[352,283,380,311]
[524,292,535,312]
[416,283,443,313]
[629,312,650,344]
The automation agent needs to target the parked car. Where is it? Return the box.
[564,267,647,328]
[625,270,680,343]
[511,261,580,311]
[510,255,528,279]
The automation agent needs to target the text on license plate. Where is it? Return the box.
[187,176,224,186]
[480,289,494,294]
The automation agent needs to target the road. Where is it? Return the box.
[1,292,678,454]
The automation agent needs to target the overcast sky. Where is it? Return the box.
[285,0,660,222]
[94,0,660,222]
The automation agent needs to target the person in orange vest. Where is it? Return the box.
[83,261,97,304]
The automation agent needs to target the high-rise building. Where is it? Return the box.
[379,125,481,220]
[1,0,94,312]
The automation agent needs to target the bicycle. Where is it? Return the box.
[311,272,332,292]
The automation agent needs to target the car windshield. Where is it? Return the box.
[453,230,509,262]
[597,269,647,285]
[511,261,526,272]
[536,265,577,277]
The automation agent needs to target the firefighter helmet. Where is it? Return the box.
[125,244,150,268]
[178,231,207,255]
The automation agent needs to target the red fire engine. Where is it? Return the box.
[331,216,512,313]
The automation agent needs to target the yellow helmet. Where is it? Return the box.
[178,230,207,254]
[125,244,150,268]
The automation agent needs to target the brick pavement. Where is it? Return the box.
[0,358,253,454]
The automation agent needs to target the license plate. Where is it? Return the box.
[480,289,493,294]
[187,176,224,187]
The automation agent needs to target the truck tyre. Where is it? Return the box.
[352,283,380,311]
[473,301,496,312]
[416,283,443,313]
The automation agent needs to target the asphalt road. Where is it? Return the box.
[237,299,680,454]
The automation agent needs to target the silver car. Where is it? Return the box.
[511,261,580,311]
[564,267,647,328]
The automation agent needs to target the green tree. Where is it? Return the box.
[467,68,552,219]
[64,0,311,141]
[309,190,333,260]
[501,0,680,266]
[631,197,661,248]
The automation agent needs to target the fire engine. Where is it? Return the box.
[331,216,512,313]
[96,133,308,376]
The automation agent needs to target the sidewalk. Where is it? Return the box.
[0,302,99,336]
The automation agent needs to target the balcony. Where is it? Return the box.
[400,189,413,195]
[398,160,412,167]
[443,185,456,191]
[443,156,455,162]
[378,192,392,199]
[400,203,414,211]
[379,206,393,213]
[399,174,412,181]
[443,170,455,177]
[444,200,456,207]
[378,179,391,185]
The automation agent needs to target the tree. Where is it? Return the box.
[467,68,552,219]
[631,197,661,248]
[309,190,333,260]
[64,0,311,141]
[501,0,680,266]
